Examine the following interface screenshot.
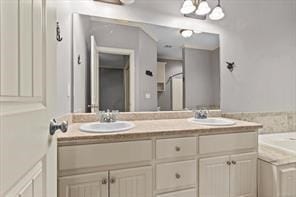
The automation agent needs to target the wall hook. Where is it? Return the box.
[77,55,82,65]
[56,22,63,42]
[226,62,235,72]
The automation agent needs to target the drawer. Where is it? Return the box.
[199,132,257,154]
[156,189,196,197]
[156,137,197,160]
[156,160,196,191]
[58,140,152,171]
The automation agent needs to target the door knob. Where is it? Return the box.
[49,119,68,135]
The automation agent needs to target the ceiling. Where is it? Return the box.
[90,16,219,60]
[138,22,219,60]
[99,53,129,68]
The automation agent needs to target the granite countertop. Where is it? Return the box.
[57,118,262,145]
[258,143,296,166]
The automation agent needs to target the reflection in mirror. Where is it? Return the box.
[72,13,220,113]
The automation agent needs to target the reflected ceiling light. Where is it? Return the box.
[180,0,196,14]
[120,0,135,5]
[195,0,211,15]
[193,30,203,34]
[209,0,225,20]
[180,29,194,38]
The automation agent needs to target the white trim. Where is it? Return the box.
[97,46,135,112]
[4,162,42,196]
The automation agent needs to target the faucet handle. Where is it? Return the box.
[111,110,119,122]
[97,111,106,122]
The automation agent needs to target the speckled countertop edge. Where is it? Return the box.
[258,143,296,166]
[57,118,262,146]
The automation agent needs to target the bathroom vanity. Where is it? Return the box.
[57,116,261,197]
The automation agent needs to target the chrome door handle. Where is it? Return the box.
[49,119,68,135]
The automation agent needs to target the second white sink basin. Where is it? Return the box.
[80,121,135,133]
[189,117,236,126]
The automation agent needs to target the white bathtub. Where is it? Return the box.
[259,132,296,154]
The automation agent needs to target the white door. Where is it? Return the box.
[109,166,153,197]
[0,0,58,196]
[199,156,230,197]
[230,153,257,197]
[59,172,109,197]
[90,35,99,112]
[172,78,183,111]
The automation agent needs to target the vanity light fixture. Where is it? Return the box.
[209,0,225,20]
[180,0,225,21]
[195,0,211,15]
[180,29,194,38]
[180,0,196,14]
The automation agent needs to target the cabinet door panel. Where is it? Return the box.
[230,152,257,197]
[199,156,230,197]
[279,166,296,197]
[59,171,108,197]
[110,166,152,197]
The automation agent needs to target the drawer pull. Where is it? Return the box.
[110,177,116,184]
[232,161,237,165]
[175,146,181,152]
[102,178,108,185]
[226,161,231,165]
[175,173,181,179]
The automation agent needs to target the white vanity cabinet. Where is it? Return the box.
[109,166,153,197]
[59,171,109,197]
[59,166,152,197]
[58,131,258,197]
[199,132,257,197]
[199,153,257,197]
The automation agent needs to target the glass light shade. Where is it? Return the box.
[181,29,194,38]
[209,6,225,20]
[195,1,211,15]
[180,0,196,14]
[120,0,135,5]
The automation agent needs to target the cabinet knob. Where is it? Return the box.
[232,161,237,165]
[175,173,181,179]
[226,161,231,165]
[102,178,108,185]
[110,177,116,184]
[175,146,181,152]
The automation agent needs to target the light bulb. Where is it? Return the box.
[120,0,135,5]
[195,0,211,15]
[180,0,196,14]
[180,29,194,38]
[209,5,225,20]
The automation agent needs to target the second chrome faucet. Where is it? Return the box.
[98,109,119,123]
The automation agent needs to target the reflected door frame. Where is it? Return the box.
[97,46,135,112]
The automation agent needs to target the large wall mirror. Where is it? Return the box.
[72,13,220,113]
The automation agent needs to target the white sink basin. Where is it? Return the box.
[80,121,135,133]
[189,117,236,126]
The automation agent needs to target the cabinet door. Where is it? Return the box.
[110,166,152,197]
[278,166,296,197]
[199,156,230,197]
[59,171,108,197]
[230,153,257,197]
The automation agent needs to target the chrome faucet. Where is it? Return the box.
[98,109,119,123]
[194,108,208,119]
